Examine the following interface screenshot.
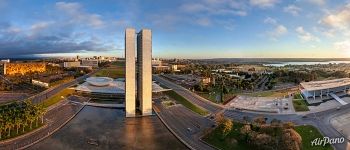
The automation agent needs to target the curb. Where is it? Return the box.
[19,104,86,150]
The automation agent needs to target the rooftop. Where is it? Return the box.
[76,77,170,94]
[300,78,350,91]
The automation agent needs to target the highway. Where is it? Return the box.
[154,99,215,150]
[30,69,99,104]
[154,75,222,114]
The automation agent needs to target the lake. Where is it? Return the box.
[263,61,350,67]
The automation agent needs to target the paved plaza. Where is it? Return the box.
[227,95,293,113]
[330,112,350,140]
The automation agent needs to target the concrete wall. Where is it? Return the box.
[125,28,136,117]
[137,29,153,116]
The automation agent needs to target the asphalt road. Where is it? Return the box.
[30,69,99,104]
[154,99,215,150]
[154,74,349,150]
[154,75,222,114]
[0,99,84,150]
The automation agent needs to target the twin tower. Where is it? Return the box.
[125,28,152,117]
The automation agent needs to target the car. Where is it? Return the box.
[187,127,192,133]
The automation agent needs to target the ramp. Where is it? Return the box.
[329,93,348,105]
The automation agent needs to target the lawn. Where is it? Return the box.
[94,61,125,79]
[295,125,333,150]
[42,88,75,108]
[164,90,208,116]
[94,69,124,79]
[202,121,253,150]
[293,100,310,111]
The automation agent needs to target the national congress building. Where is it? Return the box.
[125,28,152,117]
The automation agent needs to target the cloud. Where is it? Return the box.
[320,4,350,31]
[196,18,212,26]
[283,5,302,16]
[178,0,247,29]
[55,2,104,28]
[263,17,277,25]
[249,0,279,8]
[0,19,119,57]
[270,25,288,38]
[179,1,247,16]
[295,26,320,42]
[307,0,326,6]
[334,40,350,51]
[263,17,287,40]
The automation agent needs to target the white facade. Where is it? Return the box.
[81,60,99,67]
[125,28,136,117]
[64,61,81,68]
[300,78,350,103]
[137,29,153,116]
[32,79,49,88]
[125,28,153,117]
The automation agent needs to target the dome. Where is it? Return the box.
[86,77,113,87]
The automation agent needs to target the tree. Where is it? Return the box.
[280,129,302,150]
[221,119,233,138]
[253,116,267,127]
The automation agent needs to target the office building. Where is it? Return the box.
[125,28,136,117]
[125,28,152,117]
[137,29,152,116]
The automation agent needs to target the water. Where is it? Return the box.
[29,106,187,150]
[263,61,350,67]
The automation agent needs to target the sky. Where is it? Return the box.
[1,0,350,59]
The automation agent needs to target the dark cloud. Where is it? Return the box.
[0,21,116,57]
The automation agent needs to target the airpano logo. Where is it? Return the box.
[311,137,345,146]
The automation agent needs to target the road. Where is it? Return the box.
[30,69,99,104]
[155,74,349,150]
[154,99,215,150]
[154,75,222,114]
[0,97,86,150]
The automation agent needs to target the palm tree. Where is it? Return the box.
[38,106,46,124]
[0,114,4,139]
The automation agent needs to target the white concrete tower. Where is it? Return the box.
[125,28,136,117]
[137,29,152,116]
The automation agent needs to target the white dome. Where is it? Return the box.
[86,77,113,87]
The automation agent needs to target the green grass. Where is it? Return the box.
[202,121,253,150]
[164,90,208,116]
[295,125,333,150]
[294,93,303,99]
[293,100,310,111]
[0,122,44,141]
[42,88,75,108]
[49,77,74,87]
[94,69,124,79]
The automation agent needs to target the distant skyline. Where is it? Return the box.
[0,0,350,58]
